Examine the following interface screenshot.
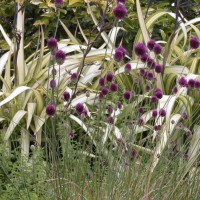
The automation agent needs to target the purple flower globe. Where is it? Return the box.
[107,116,114,124]
[145,84,151,92]
[107,106,113,115]
[71,73,78,82]
[151,96,158,103]
[190,36,200,49]
[138,117,144,125]
[182,112,188,120]
[113,3,127,19]
[147,39,156,50]
[50,79,56,88]
[194,80,200,90]
[46,104,56,116]
[153,43,162,54]
[101,87,109,96]
[159,108,166,117]
[63,91,70,101]
[172,86,178,94]
[152,109,158,118]
[106,72,114,82]
[154,88,163,99]
[99,77,105,86]
[146,71,154,80]
[139,68,146,77]
[154,125,162,131]
[117,102,122,109]
[54,0,64,9]
[134,42,147,57]
[125,63,132,74]
[98,92,104,101]
[131,149,137,158]
[155,64,163,73]
[178,76,188,87]
[110,82,118,92]
[140,54,149,63]
[47,37,58,52]
[147,57,156,69]
[123,90,131,100]
[138,107,144,114]
[55,50,66,65]
[75,103,84,115]
[188,79,195,88]
[114,45,126,62]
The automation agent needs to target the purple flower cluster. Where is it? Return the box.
[75,103,87,117]
[190,36,200,49]
[113,2,127,19]
[178,76,200,90]
[46,104,56,116]
[54,0,64,9]
[114,45,126,62]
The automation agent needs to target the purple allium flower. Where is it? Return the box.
[46,104,56,116]
[139,68,146,77]
[134,78,140,84]
[117,102,122,109]
[62,91,70,101]
[178,76,188,87]
[159,108,166,117]
[194,80,200,90]
[117,45,126,56]
[151,96,158,103]
[101,87,109,96]
[146,71,154,80]
[152,77,157,83]
[182,112,188,120]
[99,77,105,86]
[98,92,104,101]
[106,72,114,82]
[47,37,57,52]
[51,68,57,75]
[185,129,192,137]
[50,79,56,88]
[145,84,151,92]
[138,117,144,125]
[152,109,158,118]
[154,125,162,131]
[190,36,200,49]
[54,0,64,9]
[107,116,114,124]
[138,107,144,114]
[154,88,163,99]
[153,43,162,54]
[155,63,163,73]
[172,86,178,94]
[81,108,88,118]
[114,50,124,62]
[123,90,131,100]
[147,39,156,50]
[125,63,132,74]
[140,54,148,63]
[134,42,147,57]
[147,57,156,69]
[71,73,78,82]
[110,82,118,92]
[131,149,137,158]
[55,50,66,65]
[188,79,195,88]
[75,103,84,115]
[107,106,113,115]
[113,3,127,19]
[117,0,126,4]
[69,131,75,138]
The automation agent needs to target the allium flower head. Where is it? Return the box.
[110,82,118,92]
[99,77,105,86]
[134,42,147,57]
[50,79,56,88]
[155,63,163,73]
[139,68,146,77]
[182,112,188,120]
[107,116,114,124]
[123,90,131,100]
[146,71,154,80]
[188,79,195,88]
[63,91,70,101]
[154,88,163,99]
[106,72,114,82]
[107,106,113,115]
[98,92,104,101]
[125,63,132,74]
[75,103,84,115]
[46,104,56,116]
[71,73,78,82]
[138,117,144,125]
[54,0,64,9]
[117,0,126,4]
[154,125,162,131]
[151,96,158,103]
[172,86,178,94]
[140,54,148,63]
[147,39,156,50]
[147,57,156,69]
[117,102,122,109]
[190,36,200,49]
[178,76,188,87]
[113,3,127,19]
[131,149,137,158]
[55,50,66,65]
[138,107,144,114]
[153,43,162,54]
[152,109,158,118]
[114,45,126,62]
[101,87,109,96]
[185,129,192,137]
[47,37,57,52]
[145,84,151,92]
[159,108,166,117]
